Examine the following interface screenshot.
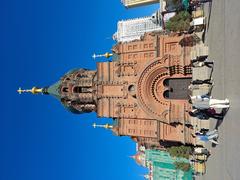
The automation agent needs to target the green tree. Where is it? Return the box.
[165,11,191,32]
[174,162,191,171]
[167,145,192,159]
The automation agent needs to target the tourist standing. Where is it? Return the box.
[191,95,230,109]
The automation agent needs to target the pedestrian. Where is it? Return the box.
[188,109,209,119]
[189,107,224,120]
[196,129,219,145]
[191,95,230,109]
[190,0,212,6]
[205,108,224,119]
[191,56,214,68]
[191,55,208,63]
[198,0,212,3]
[188,83,212,91]
[191,79,213,85]
[192,61,214,68]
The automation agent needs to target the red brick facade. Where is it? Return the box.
[95,32,196,146]
[54,32,198,147]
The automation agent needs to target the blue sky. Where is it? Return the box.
[1,1,159,180]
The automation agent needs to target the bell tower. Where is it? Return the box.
[18,68,97,114]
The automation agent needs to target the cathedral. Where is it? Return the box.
[18,32,201,148]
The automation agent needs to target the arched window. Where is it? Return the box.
[64,77,71,81]
[73,86,82,93]
[163,90,170,99]
[76,73,88,78]
[163,79,169,86]
[62,87,69,93]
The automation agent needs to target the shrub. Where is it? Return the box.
[174,162,191,171]
[165,11,191,32]
[167,145,192,159]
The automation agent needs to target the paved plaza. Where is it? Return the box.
[197,0,240,179]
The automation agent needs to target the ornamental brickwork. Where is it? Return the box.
[96,32,196,146]
[36,32,199,147]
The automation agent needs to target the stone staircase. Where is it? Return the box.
[190,43,209,60]
[190,32,209,60]
[189,32,211,147]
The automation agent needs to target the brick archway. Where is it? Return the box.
[137,55,171,121]
[137,55,191,123]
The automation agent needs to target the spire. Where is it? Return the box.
[92,52,113,59]
[129,155,136,159]
[17,87,43,95]
[130,152,146,167]
[92,123,113,129]
[17,81,61,99]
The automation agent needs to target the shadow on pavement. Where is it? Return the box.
[211,108,229,148]
[202,1,213,43]
[206,2,213,31]
[214,108,230,130]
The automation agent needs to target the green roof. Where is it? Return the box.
[47,81,61,99]
[145,150,193,180]
[157,162,175,170]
